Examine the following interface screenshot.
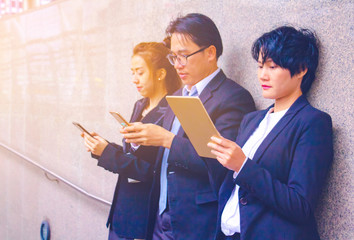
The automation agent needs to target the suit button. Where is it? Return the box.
[240,197,248,205]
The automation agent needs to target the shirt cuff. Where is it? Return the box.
[233,157,248,179]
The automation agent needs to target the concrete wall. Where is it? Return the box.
[0,0,353,239]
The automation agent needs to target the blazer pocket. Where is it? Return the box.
[195,190,218,205]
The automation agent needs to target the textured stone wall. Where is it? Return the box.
[0,0,352,239]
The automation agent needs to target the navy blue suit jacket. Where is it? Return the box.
[95,97,167,239]
[215,96,333,240]
[144,70,255,240]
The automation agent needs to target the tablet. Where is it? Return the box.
[166,96,220,158]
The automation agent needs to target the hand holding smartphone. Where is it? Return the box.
[72,122,94,137]
[110,112,131,127]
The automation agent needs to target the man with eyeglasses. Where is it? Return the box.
[122,13,255,240]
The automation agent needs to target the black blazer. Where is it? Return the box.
[144,70,256,240]
[96,97,167,239]
[215,95,333,240]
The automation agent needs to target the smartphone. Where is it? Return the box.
[109,111,131,127]
[72,122,94,137]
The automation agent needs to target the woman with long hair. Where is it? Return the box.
[81,38,181,240]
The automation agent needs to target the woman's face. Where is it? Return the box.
[257,55,302,101]
[131,55,156,98]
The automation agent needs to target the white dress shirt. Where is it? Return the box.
[221,107,288,236]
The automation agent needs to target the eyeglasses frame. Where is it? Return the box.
[167,45,210,66]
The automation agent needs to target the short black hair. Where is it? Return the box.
[252,26,319,94]
[166,13,223,59]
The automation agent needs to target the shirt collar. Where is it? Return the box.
[182,68,221,96]
[268,107,289,116]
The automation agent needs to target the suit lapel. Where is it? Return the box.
[141,97,168,125]
[174,70,227,137]
[130,97,169,124]
[130,98,148,122]
[155,94,180,170]
[252,95,309,163]
[124,98,147,153]
[237,110,268,148]
[163,89,182,132]
[126,97,168,153]
[198,70,226,105]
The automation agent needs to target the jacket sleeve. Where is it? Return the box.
[96,142,154,182]
[235,112,333,224]
[168,88,256,191]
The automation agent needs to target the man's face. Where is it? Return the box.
[170,33,211,89]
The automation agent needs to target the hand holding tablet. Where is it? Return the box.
[166,96,220,158]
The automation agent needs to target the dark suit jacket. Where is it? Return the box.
[144,70,255,240]
[215,95,333,240]
[95,97,167,239]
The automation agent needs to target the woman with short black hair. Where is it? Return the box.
[207,26,333,240]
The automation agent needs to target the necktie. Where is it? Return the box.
[158,87,198,214]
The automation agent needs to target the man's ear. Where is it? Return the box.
[206,45,217,62]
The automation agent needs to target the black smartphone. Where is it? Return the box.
[72,122,94,137]
[109,112,131,127]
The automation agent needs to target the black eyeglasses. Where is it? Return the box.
[166,46,209,66]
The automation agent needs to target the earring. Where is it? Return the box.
[158,78,161,81]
